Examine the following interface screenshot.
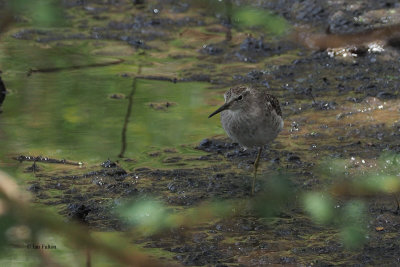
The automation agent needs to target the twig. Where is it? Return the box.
[118,66,141,158]
[306,87,316,104]
[27,59,124,76]
[13,155,82,166]
[86,247,91,267]
[136,75,177,83]
[224,0,232,42]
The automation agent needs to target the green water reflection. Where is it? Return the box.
[0,63,225,173]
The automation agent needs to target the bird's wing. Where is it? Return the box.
[264,93,282,117]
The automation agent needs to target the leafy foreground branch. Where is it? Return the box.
[0,170,174,267]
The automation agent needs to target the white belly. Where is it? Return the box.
[220,110,283,148]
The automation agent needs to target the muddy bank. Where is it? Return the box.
[26,123,400,265]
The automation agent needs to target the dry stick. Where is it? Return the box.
[395,195,400,214]
[13,155,82,166]
[86,247,91,267]
[136,75,177,83]
[33,160,37,177]
[27,58,125,76]
[252,147,263,195]
[224,0,232,42]
[294,23,400,50]
[118,67,141,158]
[117,70,203,159]
[118,72,179,158]
[136,75,212,83]
[306,87,316,104]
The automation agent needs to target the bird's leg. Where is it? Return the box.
[252,147,263,195]
[395,195,400,215]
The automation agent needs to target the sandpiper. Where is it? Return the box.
[208,85,283,194]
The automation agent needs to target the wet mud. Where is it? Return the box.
[9,0,400,266]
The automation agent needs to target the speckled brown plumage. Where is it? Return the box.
[216,85,283,148]
[263,93,282,117]
[208,85,284,194]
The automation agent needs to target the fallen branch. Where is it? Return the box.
[13,155,83,166]
[294,24,400,50]
[27,58,124,76]
[118,67,141,158]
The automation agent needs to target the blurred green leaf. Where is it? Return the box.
[340,225,366,249]
[191,0,226,12]
[9,0,65,27]
[232,7,289,35]
[302,192,334,224]
[0,214,18,254]
[378,151,400,175]
[254,174,294,218]
[119,198,235,235]
[318,159,348,179]
[355,174,400,194]
[32,1,64,26]
[191,1,289,35]
[119,199,170,233]
[379,175,400,193]
[342,200,366,224]
[340,201,367,249]
[208,200,233,217]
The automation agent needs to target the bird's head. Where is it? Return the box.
[208,86,251,118]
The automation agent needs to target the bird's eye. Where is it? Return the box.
[237,95,243,101]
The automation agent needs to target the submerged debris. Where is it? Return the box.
[25,162,40,173]
[101,159,118,168]
[14,155,83,166]
[148,101,176,111]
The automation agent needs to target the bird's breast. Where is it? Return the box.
[220,110,282,148]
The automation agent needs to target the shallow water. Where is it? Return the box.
[0,49,226,173]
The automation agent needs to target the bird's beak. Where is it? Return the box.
[208,102,230,118]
